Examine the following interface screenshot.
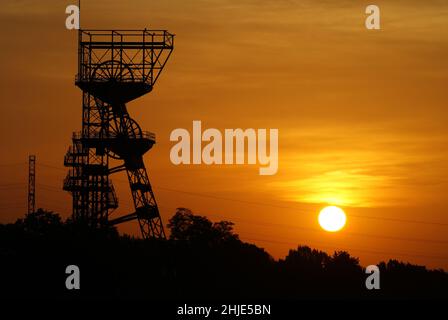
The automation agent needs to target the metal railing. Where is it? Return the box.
[76,29,175,85]
[79,30,174,47]
[72,130,156,142]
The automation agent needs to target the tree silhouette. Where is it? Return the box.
[282,246,329,272]
[14,208,62,235]
[167,207,239,244]
[0,207,446,300]
[327,251,362,273]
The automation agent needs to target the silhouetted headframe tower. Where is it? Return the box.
[63,26,174,238]
[28,155,36,215]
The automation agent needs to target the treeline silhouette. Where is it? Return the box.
[0,207,447,300]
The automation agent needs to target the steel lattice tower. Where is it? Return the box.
[28,155,36,215]
[63,29,174,238]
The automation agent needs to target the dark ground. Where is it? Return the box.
[1,208,447,301]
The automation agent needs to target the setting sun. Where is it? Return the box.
[318,206,347,232]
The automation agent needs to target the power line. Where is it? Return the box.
[158,186,448,227]
[1,196,446,263]
[242,237,448,261]
[0,185,26,190]
[0,162,26,167]
[158,204,448,262]
[36,163,65,171]
[10,162,448,227]
[39,202,67,210]
[37,183,62,192]
[0,183,26,187]
[240,231,448,261]
[0,201,26,206]
[39,194,69,203]
[0,205,26,210]
[156,204,448,252]
[2,161,447,262]
[204,212,448,245]
[349,214,448,227]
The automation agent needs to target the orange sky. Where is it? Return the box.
[0,0,448,269]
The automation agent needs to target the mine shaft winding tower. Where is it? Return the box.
[64,29,174,238]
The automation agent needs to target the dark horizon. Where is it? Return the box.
[1,0,448,273]
[1,207,447,301]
